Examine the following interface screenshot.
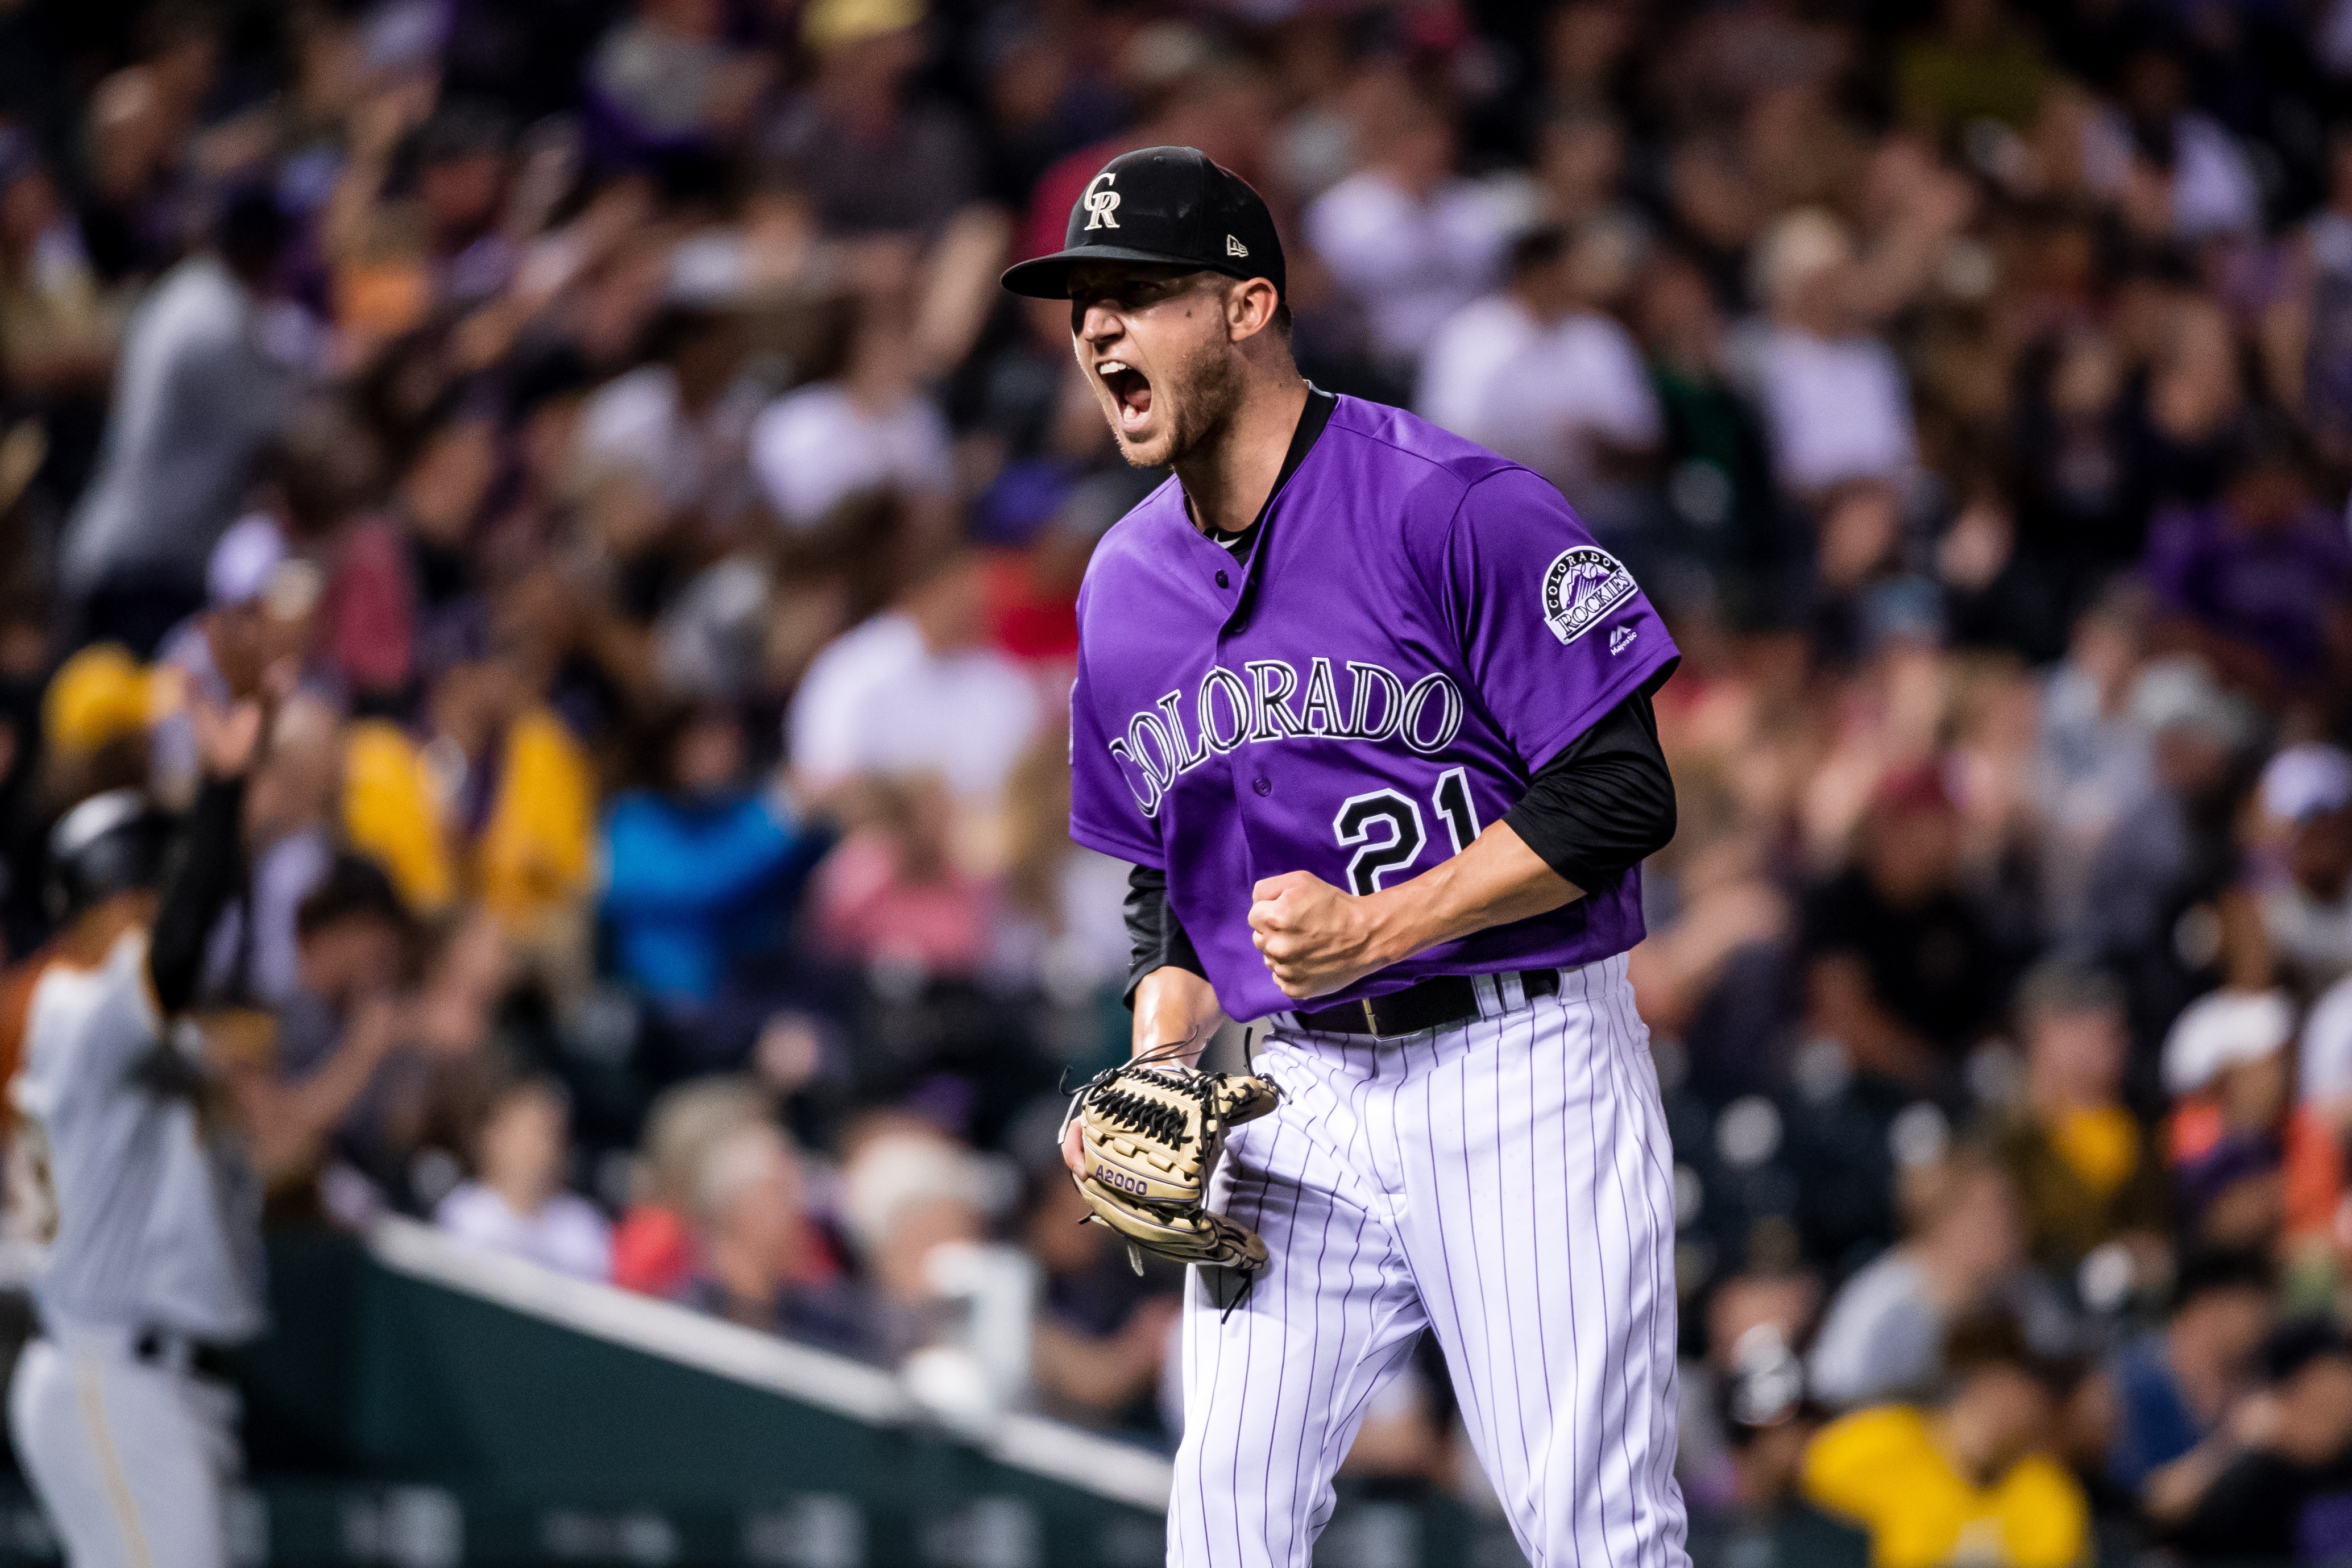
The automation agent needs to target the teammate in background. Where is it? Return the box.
[7,682,274,1568]
[1009,149,1686,1565]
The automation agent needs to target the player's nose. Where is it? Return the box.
[1073,298,1126,346]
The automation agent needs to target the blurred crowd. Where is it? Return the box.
[9,0,2352,1560]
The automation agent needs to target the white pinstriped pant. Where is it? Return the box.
[1170,953,1689,1568]
[10,1331,237,1568]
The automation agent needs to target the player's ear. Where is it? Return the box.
[1225,278,1280,342]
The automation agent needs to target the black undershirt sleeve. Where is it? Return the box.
[1501,669,1678,892]
[148,777,247,1017]
[1123,862,1206,1007]
[1118,670,1676,1005]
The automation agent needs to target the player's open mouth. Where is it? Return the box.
[1098,360,1152,429]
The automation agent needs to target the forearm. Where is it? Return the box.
[1123,865,1223,1055]
[147,777,247,1015]
[1131,966,1223,1059]
[2143,1436,2238,1524]
[275,1014,399,1145]
[1356,821,1581,969]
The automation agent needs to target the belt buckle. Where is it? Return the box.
[1360,998,1380,1036]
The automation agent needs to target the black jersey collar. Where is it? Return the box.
[1208,384,1334,632]
[1191,383,1336,549]
[1252,383,1336,531]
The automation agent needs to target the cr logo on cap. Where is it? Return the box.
[1083,172,1121,231]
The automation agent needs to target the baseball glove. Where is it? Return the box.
[1063,1044,1281,1278]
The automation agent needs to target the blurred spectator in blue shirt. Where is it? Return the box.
[602,700,825,1010]
[2104,1249,2273,1521]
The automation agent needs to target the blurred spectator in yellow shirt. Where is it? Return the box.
[41,641,163,793]
[342,653,594,963]
[1990,963,2167,1275]
[1892,0,2052,142]
[1803,1310,2089,1568]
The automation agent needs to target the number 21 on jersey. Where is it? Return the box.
[1333,767,1480,895]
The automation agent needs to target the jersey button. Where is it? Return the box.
[1216,569,1230,588]
[1252,776,1272,795]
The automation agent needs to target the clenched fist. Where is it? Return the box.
[1247,870,1398,1000]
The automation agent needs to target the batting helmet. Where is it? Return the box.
[46,788,172,923]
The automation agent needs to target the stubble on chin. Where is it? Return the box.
[1111,426,1171,470]
[1127,345,1242,469]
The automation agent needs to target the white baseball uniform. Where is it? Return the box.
[1065,396,1690,1566]
[1166,957,1686,1567]
[7,930,265,1568]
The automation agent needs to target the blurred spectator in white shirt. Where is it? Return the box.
[787,549,1041,802]
[750,281,954,532]
[2255,744,2352,998]
[1416,223,1661,498]
[60,192,295,654]
[586,0,769,155]
[1748,208,1919,499]
[2080,45,2259,245]
[1303,75,1520,375]
[1808,1145,2070,1407]
[2035,583,2154,932]
[752,379,952,531]
[2300,972,2352,1130]
[435,1076,613,1281]
[839,1122,997,1364]
[574,295,765,523]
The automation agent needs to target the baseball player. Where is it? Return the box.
[1008,148,1688,1566]
[7,690,272,1568]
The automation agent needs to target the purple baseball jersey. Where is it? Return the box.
[1069,393,1680,1022]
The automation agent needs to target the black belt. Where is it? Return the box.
[36,1318,237,1380]
[135,1329,237,1380]
[30,1309,236,1377]
[1290,968,1560,1038]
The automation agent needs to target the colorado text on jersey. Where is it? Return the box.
[1106,657,1467,818]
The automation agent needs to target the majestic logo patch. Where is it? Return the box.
[1610,625,1637,655]
[1082,172,1121,230]
[1542,546,1637,646]
[1226,234,1249,257]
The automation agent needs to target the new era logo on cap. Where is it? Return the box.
[999,146,1285,301]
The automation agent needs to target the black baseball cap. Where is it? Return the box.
[1001,146,1285,302]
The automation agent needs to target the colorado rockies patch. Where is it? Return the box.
[1541,546,1637,645]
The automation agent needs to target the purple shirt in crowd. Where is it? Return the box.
[2143,501,2352,683]
[1068,393,1679,1022]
